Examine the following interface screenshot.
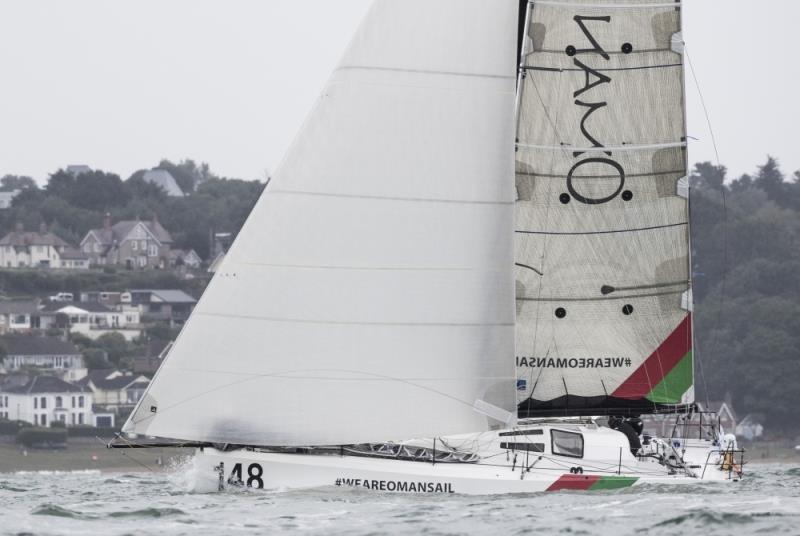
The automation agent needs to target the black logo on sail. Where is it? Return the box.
[566,15,625,205]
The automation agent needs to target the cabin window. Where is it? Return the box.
[55,396,63,408]
[500,442,544,453]
[78,396,84,408]
[40,397,47,409]
[551,430,584,459]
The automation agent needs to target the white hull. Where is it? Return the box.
[190,422,743,495]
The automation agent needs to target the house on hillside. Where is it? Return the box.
[129,289,196,326]
[39,302,142,341]
[0,301,41,333]
[79,291,131,306]
[0,336,86,381]
[0,223,89,269]
[0,375,97,426]
[168,249,202,269]
[66,165,92,176]
[78,369,149,416]
[142,169,185,197]
[80,214,173,269]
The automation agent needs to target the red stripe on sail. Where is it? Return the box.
[546,474,601,491]
[612,315,692,400]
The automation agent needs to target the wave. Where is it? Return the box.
[108,507,186,519]
[654,509,785,528]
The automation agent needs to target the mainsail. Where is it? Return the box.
[515,0,694,416]
[123,0,520,446]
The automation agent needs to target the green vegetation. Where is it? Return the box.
[691,157,800,433]
[0,267,207,299]
[16,427,68,448]
[0,159,264,260]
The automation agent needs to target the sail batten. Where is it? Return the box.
[515,0,694,416]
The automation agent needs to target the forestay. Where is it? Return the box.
[123,0,519,446]
[515,0,694,416]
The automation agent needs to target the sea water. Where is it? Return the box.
[1,462,798,535]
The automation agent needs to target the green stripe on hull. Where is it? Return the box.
[646,351,693,404]
[589,476,639,490]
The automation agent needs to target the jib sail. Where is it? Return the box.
[515,0,694,417]
[122,0,519,447]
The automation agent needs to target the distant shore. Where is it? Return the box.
[0,437,191,473]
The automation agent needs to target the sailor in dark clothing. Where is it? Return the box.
[609,416,643,456]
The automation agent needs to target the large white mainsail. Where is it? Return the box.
[515,0,694,416]
[123,0,519,447]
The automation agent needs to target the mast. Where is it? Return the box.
[514,0,694,418]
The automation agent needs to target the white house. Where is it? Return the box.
[0,375,96,427]
[1,336,85,379]
[39,302,143,341]
[0,301,41,333]
[0,223,89,269]
[78,369,149,416]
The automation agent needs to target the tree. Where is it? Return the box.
[0,175,37,191]
[94,333,129,366]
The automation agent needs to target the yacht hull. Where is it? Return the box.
[189,422,742,494]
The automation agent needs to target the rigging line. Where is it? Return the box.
[686,47,723,410]
[97,435,155,472]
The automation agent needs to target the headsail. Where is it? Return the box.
[123,0,519,446]
[515,0,694,416]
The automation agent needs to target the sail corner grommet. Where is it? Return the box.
[555,308,567,319]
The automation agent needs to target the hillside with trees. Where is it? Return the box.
[0,159,264,261]
[691,157,800,433]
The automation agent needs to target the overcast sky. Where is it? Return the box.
[0,1,797,184]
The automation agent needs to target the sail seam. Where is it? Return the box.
[268,189,514,206]
[517,168,685,179]
[336,65,516,81]
[516,141,686,152]
[516,222,687,236]
[195,311,514,328]
[233,262,479,272]
[529,1,681,8]
[517,289,686,302]
[524,63,681,73]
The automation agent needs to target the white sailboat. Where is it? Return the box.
[113,0,745,494]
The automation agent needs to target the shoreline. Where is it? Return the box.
[0,438,192,474]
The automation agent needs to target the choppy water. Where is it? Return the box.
[1,462,798,535]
